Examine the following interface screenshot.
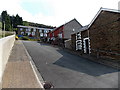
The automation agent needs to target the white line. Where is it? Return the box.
[29,61,44,88]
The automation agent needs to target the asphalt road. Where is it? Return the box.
[23,41,119,88]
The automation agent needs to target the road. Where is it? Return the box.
[23,41,119,88]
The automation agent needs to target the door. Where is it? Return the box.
[85,39,89,54]
[83,38,90,54]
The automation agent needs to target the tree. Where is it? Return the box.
[13,14,23,28]
[5,14,12,31]
[1,11,12,31]
[1,11,7,30]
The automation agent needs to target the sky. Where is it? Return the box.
[0,0,119,27]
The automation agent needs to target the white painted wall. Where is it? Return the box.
[0,35,15,88]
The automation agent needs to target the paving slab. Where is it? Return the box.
[2,40,42,88]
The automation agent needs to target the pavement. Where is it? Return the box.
[23,41,119,88]
[2,40,43,88]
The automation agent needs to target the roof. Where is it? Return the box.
[88,7,120,29]
[49,18,82,34]
[72,25,89,35]
[49,25,64,33]
[17,25,53,30]
[64,18,82,27]
[80,25,89,31]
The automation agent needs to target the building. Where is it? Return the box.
[71,8,120,60]
[17,25,53,39]
[47,18,82,45]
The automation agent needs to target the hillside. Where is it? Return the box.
[23,21,56,29]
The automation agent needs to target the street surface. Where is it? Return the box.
[23,41,119,88]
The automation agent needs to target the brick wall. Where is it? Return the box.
[89,11,120,60]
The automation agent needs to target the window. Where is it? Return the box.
[26,29,29,32]
[28,28,31,31]
[46,30,49,33]
[58,34,62,38]
[44,34,47,37]
[52,33,54,36]
[34,28,36,32]
[39,29,41,32]
[20,28,23,31]
[32,32,35,36]
[28,32,31,35]
[40,33,43,37]
[21,32,24,35]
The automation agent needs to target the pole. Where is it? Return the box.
[4,21,5,37]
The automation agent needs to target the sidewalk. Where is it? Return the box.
[2,40,42,88]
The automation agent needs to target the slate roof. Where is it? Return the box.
[88,7,120,29]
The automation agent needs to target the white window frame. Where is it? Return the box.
[76,32,82,50]
[28,32,31,36]
[83,37,91,54]
[34,28,36,32]
[20,28,23,31]
[28,28,31,32]
[32,32,35,36]
[21,32,24,35]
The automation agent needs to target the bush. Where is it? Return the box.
[19,36,30,40]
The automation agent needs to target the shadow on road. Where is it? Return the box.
[53,49,118,76]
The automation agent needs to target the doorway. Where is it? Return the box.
[85,39,89,54]
[83,38,90,54]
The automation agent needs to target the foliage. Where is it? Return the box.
[18,35,40,41]
[19,36,30,40]
[0,22,2,29]
[23,21,56,29]
[1,11,23,31]
[0,31,14,38]
[23,21,29,26]
[11,14,23,28]
[1,11,12,31]
[1,10,55,32]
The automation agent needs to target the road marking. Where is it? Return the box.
[29,61,44,88]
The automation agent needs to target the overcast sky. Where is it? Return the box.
[0,0,119,27]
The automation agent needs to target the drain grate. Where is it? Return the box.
[43,81,54,89]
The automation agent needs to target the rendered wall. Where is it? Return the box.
[0,35,15,88]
